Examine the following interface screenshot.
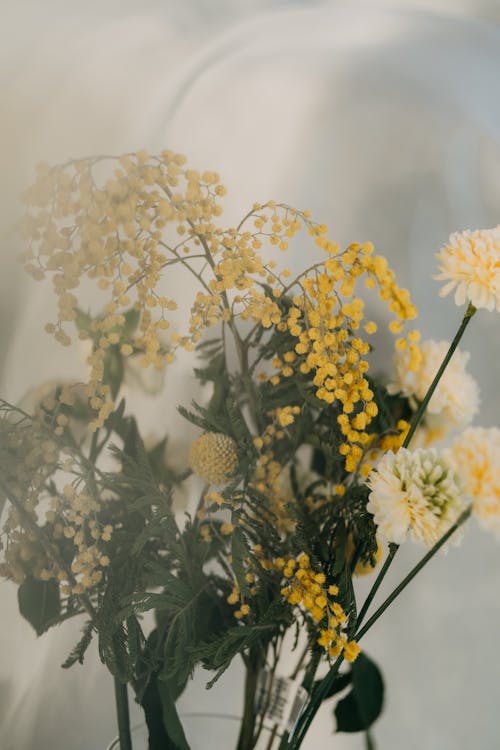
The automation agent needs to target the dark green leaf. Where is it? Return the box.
[140,672,171,750]
[314,671,351,699]
[18,576,60,636]
[104,347,124,400]
[334,653,384,733]
[74,307,93,333]
[123,307,141,335]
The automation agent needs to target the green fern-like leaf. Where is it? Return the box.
[61,619,95,669]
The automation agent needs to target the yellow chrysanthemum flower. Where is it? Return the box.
[445,427,500,540]
[188,432,238,485]
[434,227,500,311]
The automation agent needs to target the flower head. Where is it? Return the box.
[388,339,480,435]
[366,448,466,547]
[445,427,500,540]
[188,432,238,485]
[434,227,500,311]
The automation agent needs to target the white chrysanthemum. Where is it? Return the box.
[388,339,479,434]
[434,227,500,311]
[445,427,500,540]
[366,448,466,547]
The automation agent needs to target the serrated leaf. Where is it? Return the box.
[62,619,94,668]
[177,405,208,431]
[231,526,251,598]
[18,576,60,636]
[334,653,384,733]
[332,522,347,577]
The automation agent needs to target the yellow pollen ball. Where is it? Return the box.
[188,432,239,485]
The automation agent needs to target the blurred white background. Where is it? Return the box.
[1,1,500,748]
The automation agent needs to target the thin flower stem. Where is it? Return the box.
[403,302,476,450]
[286,654,344,750]
[355,543,398,630]
[356,302,477,629]
[113,676,133,750]
[300,646,321,693]
[264,724,279,750]
[287,305,477,750]
[289,641,310,681]
[355,506,471,642]
[288,507,471,750]
[276,730,290,750]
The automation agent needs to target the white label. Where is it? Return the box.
[255,669,309,735]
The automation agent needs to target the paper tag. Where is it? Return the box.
[255,668,309,735]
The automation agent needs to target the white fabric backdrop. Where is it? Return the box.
[1,1,500,748]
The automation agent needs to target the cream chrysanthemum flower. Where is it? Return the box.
[189,432,238,485]
[366,448,466,547]
[388,339,480,435]
[434,227,500,311]
[445,427,500,540]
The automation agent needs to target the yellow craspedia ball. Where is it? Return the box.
[189,432,239,485]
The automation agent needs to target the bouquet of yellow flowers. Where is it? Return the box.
[1,150,499,749]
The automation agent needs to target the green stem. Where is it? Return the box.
[113,677,133,750]
[355,543,398,630]
[287,654,344,750]
[276,730,289,750]
[236,656,261,750]
[355,507,471,642]
[300,646,322,693]
[356,302,477,630]
[365,729,376,750]
[403,302,476,450]
[288,297,476,748]
[288,506,470,750]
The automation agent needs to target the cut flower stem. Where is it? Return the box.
[287,506,471,750]
[356,300,477,629]
[403,302,476,448]
[114,677,133,750]
[286,303,477,750]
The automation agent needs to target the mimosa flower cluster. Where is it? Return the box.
[280,553,360,662]
[20,151,422,474]
[3,151,500,750]
[0,407,114,595]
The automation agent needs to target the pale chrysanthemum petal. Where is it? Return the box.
[366,448,467,547]
[434,227,500,311]
[388,339,480,436]
[445,427,500,540]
